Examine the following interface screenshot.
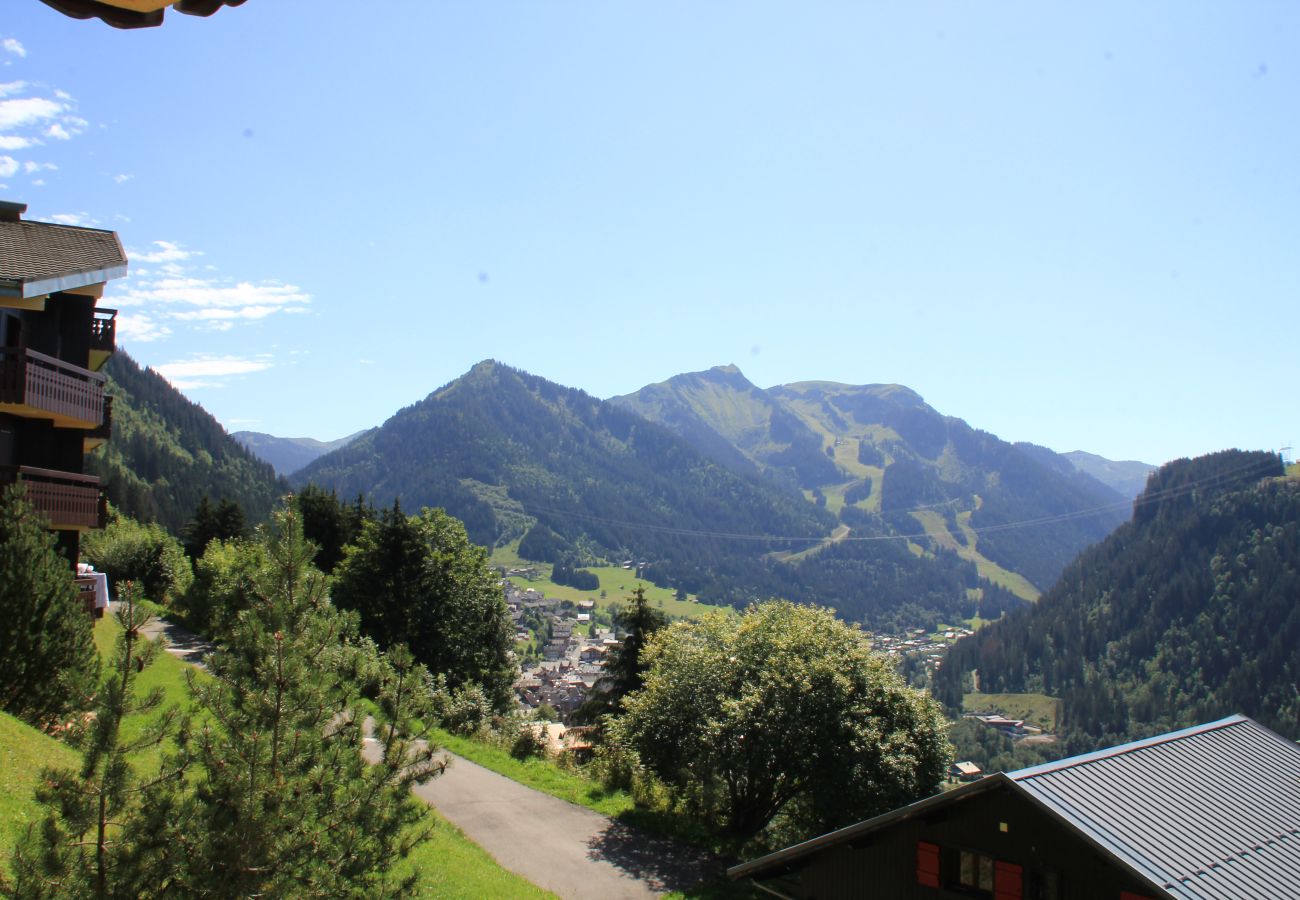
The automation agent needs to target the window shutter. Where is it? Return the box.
[915,842,946,884]
[916,841,941,887]
[994,861,1023,900]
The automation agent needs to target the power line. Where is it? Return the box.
[511,453,1281,548]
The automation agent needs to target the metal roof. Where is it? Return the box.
[1011,715,1300,900]
[730,715,1300,899]
[0,211,127,298]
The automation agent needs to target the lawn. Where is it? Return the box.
[0,710,81,869]
[394,809,557,899]
[497,556,722,621]
[964,691,1060,732]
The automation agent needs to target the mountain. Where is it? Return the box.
[934,450,1297,749]
[1062,450,1156,499]
[613,366,1128,595]
[87,352,287,535]
[294,361,995,629]
[232,429,369,477]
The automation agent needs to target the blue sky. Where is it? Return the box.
[3,2,1296,466]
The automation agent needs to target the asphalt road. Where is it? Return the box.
[364,736,719,899]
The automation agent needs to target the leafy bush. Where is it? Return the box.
[81,510,192,605]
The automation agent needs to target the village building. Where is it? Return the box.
[730,715,1300,899]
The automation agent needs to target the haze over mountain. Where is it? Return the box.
[612,365,1128,594]
[1061,450,1156,499]
[935,450,1298,748]
[232,430,370,477]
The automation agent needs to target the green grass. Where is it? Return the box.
[963,691,1060,732]
[931,509,1041,602]
[0,710,81,868]
[498,559,721,621]
[393,809,558,899]
[431,727,636,818]
[1288,461,1299,479]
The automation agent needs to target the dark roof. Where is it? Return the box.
[1012,715,1300,900]
[0,210,128,299]
[38,0,246,30]
[730,715,1300,900]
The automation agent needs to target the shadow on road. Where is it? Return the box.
[586,819,723,894]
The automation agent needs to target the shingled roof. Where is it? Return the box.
[0,202,128,298]
[38,0,247,30]
[731,715,1300,899]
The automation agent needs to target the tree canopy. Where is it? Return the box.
[612,600,951,840]
[0,484,99,726]
[332,503,516,711]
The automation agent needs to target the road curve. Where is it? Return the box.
[365,735,718,899]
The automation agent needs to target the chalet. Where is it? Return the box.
[730,715,1300,899]
[949,761,982,783]
[1,202,122,612]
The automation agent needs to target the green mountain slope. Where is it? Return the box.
[934,450,1297,749]
[614,366,1128,596]
[87,352,287,535]
[232,429,370,477]
[294,362,990,628]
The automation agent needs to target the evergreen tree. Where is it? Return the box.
[575,586,666,722]
[333,503,516,711]
[183,496,247,562]
[0,484,99,725]
[152,503,439,896]
[12,584,184,898]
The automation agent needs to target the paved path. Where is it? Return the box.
[127,605,213,670]
[363,728,721,899]
[132,609,719,898]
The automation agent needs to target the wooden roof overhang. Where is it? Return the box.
[38,0,247,30]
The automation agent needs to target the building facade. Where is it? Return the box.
[1,200,124,578]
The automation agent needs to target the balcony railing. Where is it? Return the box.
[0,466,106,531]
[85,394,113,451]
[0,345,106,429]
[88,309,117,371]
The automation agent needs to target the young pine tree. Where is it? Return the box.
[159,503,439,897]
[12,584,185,899]
[0,483,99,726]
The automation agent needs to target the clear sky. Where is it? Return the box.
[3,2,1296,467]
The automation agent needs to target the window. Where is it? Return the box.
[960,849,995,891]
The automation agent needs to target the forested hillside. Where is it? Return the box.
[87,352,286,535]
[296,361,1006,628]
[614,365,1128,595]
[934,450,1298,750]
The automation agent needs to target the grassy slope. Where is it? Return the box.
[492,547,719,620]
[0,710,81,866]
[963,691,1060,732]
[911,510,1040,602]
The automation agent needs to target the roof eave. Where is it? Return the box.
[728,775,1015,881]
[8,264,129,299]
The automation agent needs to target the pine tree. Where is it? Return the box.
[11,584,184,898]
[575,586,667,723]
[159,503,439,896]
[0,483,99,725]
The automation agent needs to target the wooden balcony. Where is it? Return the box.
[0,346,106,429]
[85,394,113,451]
[88,308,117,372]
[0,466,106,531]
